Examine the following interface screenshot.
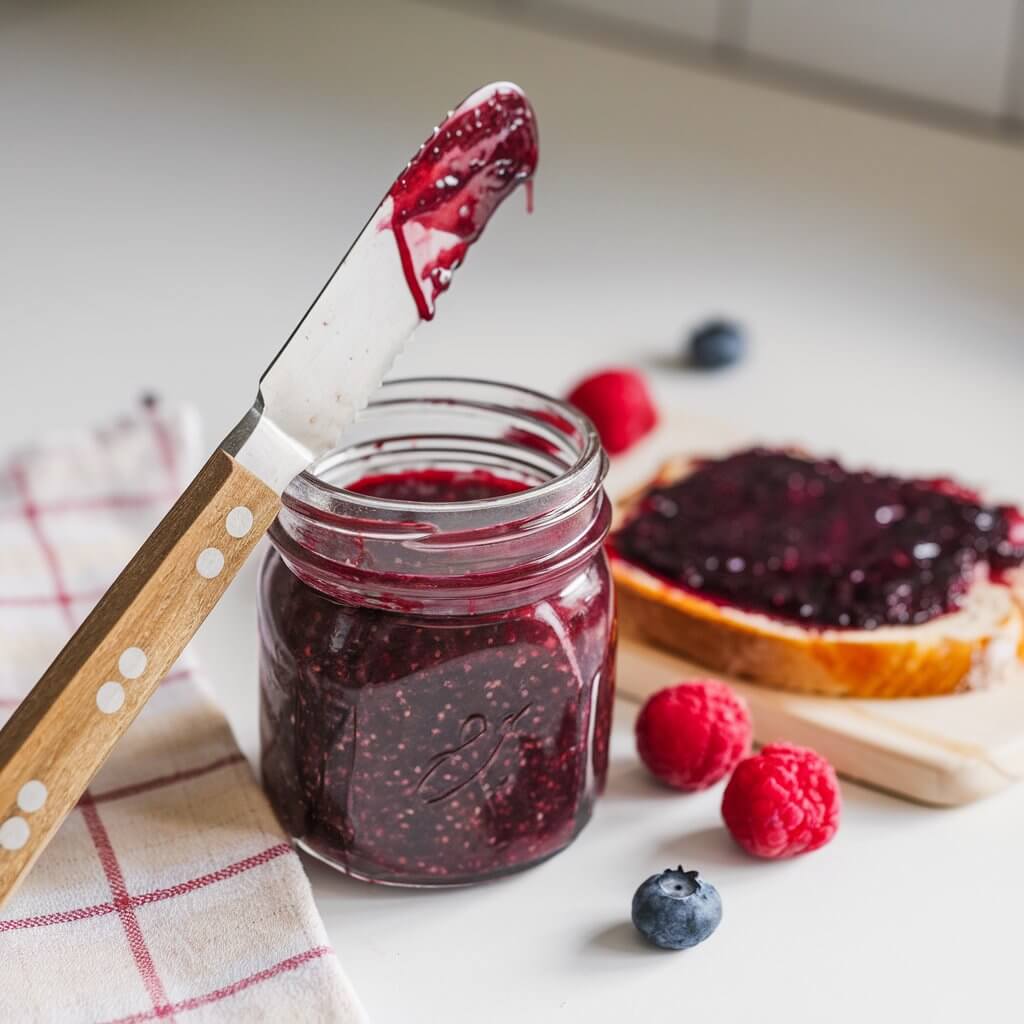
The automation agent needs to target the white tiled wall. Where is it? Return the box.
[747,0,1017,116]
[557,0,720,44]
[500,0,1024,126]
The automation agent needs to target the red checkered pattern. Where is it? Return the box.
[0,402,366,1023]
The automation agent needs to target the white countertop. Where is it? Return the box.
[3,1,1024,1021]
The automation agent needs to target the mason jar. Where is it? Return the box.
[258,378,616,886]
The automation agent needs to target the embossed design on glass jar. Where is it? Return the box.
[415,706,532,805]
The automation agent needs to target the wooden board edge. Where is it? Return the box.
[616,638,1024,807]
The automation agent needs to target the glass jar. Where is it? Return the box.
[258,378,616,886]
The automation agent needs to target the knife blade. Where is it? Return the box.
[228,79,539,492]
[223,197,420,493]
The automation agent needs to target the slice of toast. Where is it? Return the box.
[611,455,1024,698]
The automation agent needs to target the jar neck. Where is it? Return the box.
[268,378,610,614]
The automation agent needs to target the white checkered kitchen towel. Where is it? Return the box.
[0,400,367,1023]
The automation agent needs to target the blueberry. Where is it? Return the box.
[687,320,746,369]
[631,867,722,950]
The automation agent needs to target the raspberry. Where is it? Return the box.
[566,369,658,455]
[923,477,982,503]
[721,743,840,859]
[1005,506,1024,547]
[635,679,752,791]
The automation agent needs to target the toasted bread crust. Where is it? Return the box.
[612,456,1024,698]
[613,558,1023,697]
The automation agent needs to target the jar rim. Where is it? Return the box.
[283,376,607,527]
[268,377,611,610]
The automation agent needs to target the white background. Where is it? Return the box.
[3,2,1024,1022]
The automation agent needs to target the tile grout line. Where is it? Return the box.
[715,0,751,59]
[1001,0,1024,127]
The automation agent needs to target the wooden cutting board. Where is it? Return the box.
[607,413,1024,806]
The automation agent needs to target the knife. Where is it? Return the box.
[0,81,538,907]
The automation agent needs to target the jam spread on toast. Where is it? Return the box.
[612,449,1024,630]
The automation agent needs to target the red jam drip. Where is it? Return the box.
[612,448,1024,630]
[260,467,615,885]
[386,82,539,320]
[346,467,530,502]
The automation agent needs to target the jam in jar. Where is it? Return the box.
[258,379,616,885]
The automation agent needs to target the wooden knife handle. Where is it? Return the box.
[0,449,280,909]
